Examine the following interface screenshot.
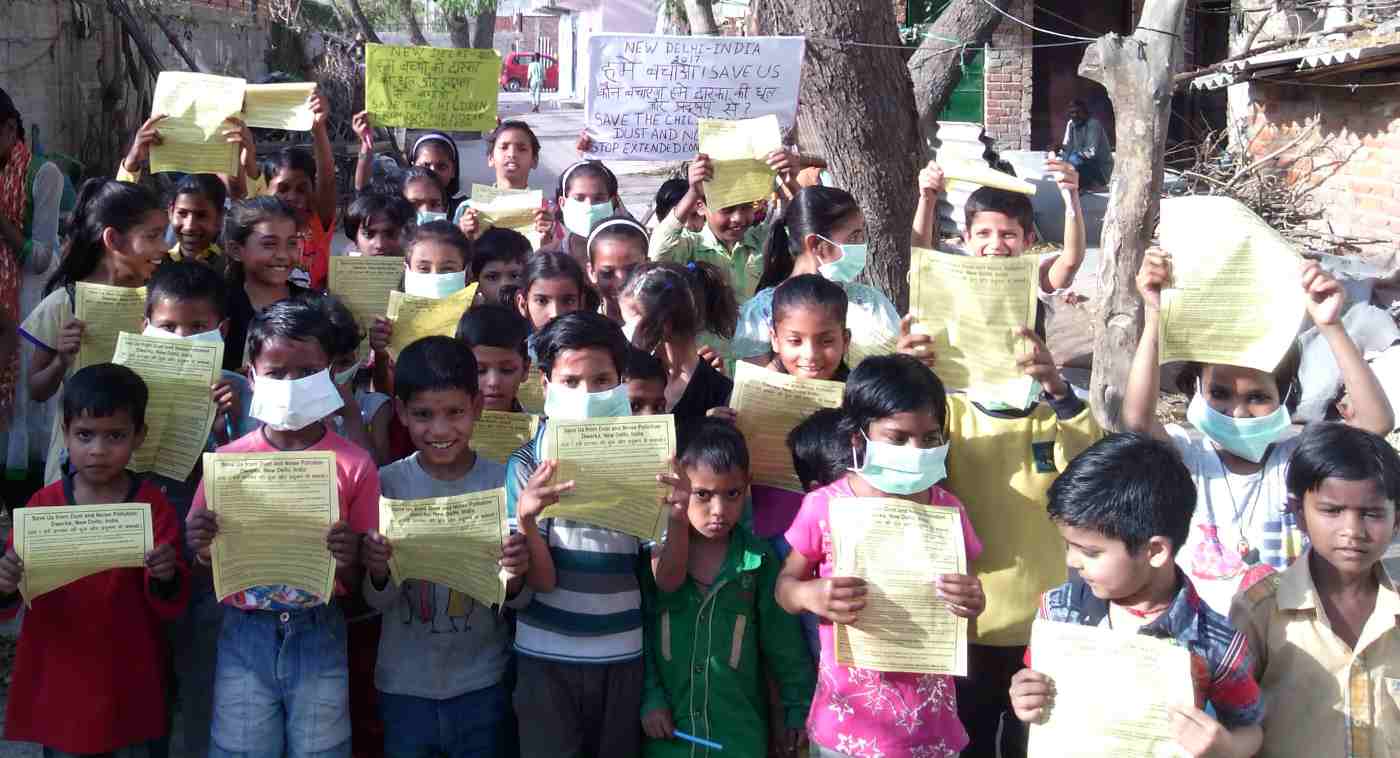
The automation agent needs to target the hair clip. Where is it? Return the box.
[686,261,696,271]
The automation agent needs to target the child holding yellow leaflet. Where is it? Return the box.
[506,311,692,758]
[0,364,189,757]
[1123,252,1393,614]
[362,336,531,757]
[776,355,985,758]
[649,151,798,303]
[23,179,168,485]
[185,297,380,757]
[641,420,814,758]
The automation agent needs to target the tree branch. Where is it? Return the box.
[106,0,164,78]
[341,0,383,44]
[907,0,1009,137]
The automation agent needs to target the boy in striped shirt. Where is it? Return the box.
[505,312,691,757]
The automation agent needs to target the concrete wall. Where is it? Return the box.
[3,0,270,170]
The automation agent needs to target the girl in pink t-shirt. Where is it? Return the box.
[777,354,984,758]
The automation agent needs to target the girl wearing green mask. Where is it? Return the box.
[1122,248,1393,615]
[732,186,899,368]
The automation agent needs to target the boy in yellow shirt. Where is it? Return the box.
[1230,422,1400,757]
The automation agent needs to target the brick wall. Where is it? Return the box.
[982,0,1033,150]
[1241,79,1400,254]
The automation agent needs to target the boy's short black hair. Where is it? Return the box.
[394,335,480,403]
[344,191,414,242]
[1286,422,1400,503]
[533,311,629,382]
[63,363,148,432]
[472,228,533,278]
[964,186,1035,239]
[626,347,666,385]
[1046,432,1195,555]
[171,173,229,213]
[456,304,531,361]
[246,297,336,366]
[787,407,848,490]
[680,418,751,476]
[146,260,228,321]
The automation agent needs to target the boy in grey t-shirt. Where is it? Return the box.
[362,337,531,757]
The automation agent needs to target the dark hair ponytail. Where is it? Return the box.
[47,179,162,294]
[684,260,738,340]
[756,186,860,292]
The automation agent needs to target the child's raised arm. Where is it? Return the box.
[911,160,944,250]
[1121,248,1171,442]
[1305,261,1394,435]
[118,115,168,181]
[648,460,692,593]
[649,156,710,262]
[309,90,338,226]
[29,319,83,403]
[1042,157,1086,292]
[352,111,374,192]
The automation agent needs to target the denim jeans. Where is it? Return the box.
[379,683,509,758]
[209,604,351,757]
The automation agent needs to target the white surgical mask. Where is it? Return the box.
[249,368,344,432]
[851,434,949,495]
[543,382,632,420]
[403,269,467,299]
[416,210,448,225]
[1186,388,1291,464]
[815,234,868,283]
[141,323,224,343]
[562,198,614,237]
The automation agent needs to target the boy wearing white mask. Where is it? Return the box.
[137,261,257,757]
[505,310,693,758]
[650,151,799,303]
[186,297,380,757]
[1123,251,1393,614]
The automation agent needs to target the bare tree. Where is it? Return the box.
[1080,0,1190,429]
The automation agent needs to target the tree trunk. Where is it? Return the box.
[684,0,719,35]
[758,0,923,309]
[342,0,383,44]
[399,0,429,46]
[144,6,202,71]
[1082,0,1189,430]
[471,7,496,49]
[445,12,472,48]
[907,0,1008,144]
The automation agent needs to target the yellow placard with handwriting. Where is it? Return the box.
[365,44,501,132]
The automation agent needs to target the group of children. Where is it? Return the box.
[1,92,1398,758]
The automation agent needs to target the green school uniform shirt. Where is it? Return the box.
[648,211,770,303]
[640,525,814,758]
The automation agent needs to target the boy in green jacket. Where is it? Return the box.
[641,419,815,757]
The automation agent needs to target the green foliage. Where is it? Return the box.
[436,0,495,16]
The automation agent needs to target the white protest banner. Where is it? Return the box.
[584,34,806,161]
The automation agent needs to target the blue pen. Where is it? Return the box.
[673,731,723,751]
